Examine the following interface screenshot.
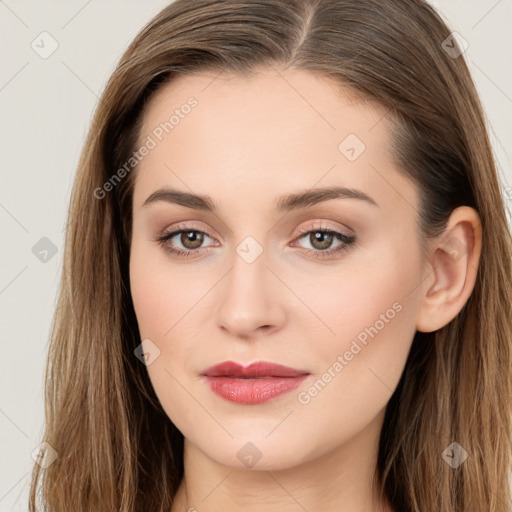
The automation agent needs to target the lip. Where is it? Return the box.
[200,361,310,405]
[201,360,309,378]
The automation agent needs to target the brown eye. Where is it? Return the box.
[308,231,335,250]
[180,230,204,250]
[156,227,215,258]
[293,224,356,260]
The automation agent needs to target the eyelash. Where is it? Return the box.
[155,222,356,260]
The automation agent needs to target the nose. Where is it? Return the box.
[216,246,286,340]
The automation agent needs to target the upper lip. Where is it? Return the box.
[201,360,310,378]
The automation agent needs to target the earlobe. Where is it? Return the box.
[416,206,482,333]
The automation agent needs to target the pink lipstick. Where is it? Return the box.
[200,360,310,405]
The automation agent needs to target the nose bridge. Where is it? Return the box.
[233,236,266,289]
[216,233,283,336]
[227,234,269,307]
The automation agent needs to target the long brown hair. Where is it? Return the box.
[29,0,512,510]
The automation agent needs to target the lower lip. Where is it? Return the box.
[203,375,309,404]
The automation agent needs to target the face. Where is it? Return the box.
[129,66,426,470]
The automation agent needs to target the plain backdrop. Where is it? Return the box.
[1,1,511,510]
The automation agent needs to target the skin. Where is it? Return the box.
[128,66,482,512]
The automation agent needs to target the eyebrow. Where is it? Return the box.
[142,185,379,212]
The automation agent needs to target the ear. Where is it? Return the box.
[416,206,482,333]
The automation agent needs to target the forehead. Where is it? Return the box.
[140,66,386,137]
[132,66,408,216]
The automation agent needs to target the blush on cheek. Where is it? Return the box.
[129,241,173,335]
[325,276,413,371]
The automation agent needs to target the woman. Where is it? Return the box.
[29,0,512,511]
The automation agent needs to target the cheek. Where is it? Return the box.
[129,243,202,420]
[276,251,420,461]
[129,241,200,339]
[288,238,422,386]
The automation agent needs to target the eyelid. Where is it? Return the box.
[158,220,353,243]
[294,220,354,238]
[160,221,219,240]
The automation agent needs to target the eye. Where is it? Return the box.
[292,222,356,259]
[155,224,217,259]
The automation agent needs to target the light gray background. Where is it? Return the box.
[1,1,511,510]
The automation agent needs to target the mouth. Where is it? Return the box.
[200,360,311,404]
